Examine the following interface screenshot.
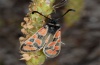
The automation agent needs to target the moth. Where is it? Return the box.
[20,9,75,58]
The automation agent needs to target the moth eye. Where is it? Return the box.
[29,38,34,42]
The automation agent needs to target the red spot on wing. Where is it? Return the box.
[35,39,42,46]
[55,31,60,38]
[27,42,32,45]
[32,34,37,38]
[48,42,56,46]
[38,28,47,36]
[46,49,57,55]
[55,46,60,50]
[23,45,37,50]
[57,39,61,43]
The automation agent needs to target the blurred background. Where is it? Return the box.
[0,0,100,65]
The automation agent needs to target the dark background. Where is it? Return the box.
[0,0,100,65]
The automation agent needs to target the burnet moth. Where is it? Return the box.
[20,9,75,58]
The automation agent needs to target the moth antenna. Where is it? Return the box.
[32,11,52,21]
[56,9,75,21]
[53,0,67,9]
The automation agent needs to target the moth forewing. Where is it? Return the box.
[20,25,48,52]
[43,28,61,58]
